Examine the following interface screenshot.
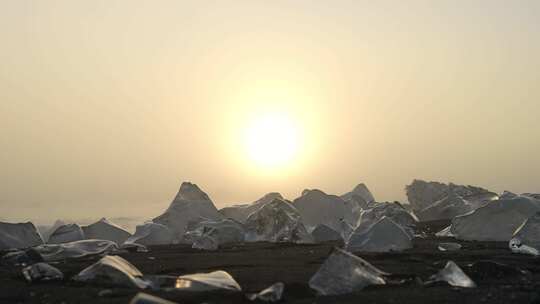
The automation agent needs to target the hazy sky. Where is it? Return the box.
[1,1,539,223]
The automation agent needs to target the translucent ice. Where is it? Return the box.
[129,292,177,304]
[174,270,241,292]
[309,248,387,295]
[509,212,540,256]
[124,223,174,246]
[0,222,43,250]
[47,223,85,244]
[34,239,119,261]
[22,262,63,282]
[244,198,312,243]
[438,242,462,251]
[346,217,412,252]
[429,261,476,288]
[247,282,284,302]
[73,255,150,289]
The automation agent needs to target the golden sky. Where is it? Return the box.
[1,1,539,222]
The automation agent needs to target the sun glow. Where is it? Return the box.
[243,112,301,169]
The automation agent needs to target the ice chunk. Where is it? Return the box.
[219,193,283,223]
[342,198,363,225]
[429,261,476,288]
[22,262,63,282]
[524,193,540,200]
[34,239,119,261]
[130,293,177,304]
[48,223,85,244]
[121,242,149,253]
[340,184,377,226]
[406,179,497,214]
[247,282,284,302]
[341,183,376,204]
[438,242,462,251]
[74,255,150,289]
[435,226,455,237]
[509,212,540,256]
[37,220,65,243]
[337,219,354,241]
[311,224,342,243]
[416,191,479,221]
[192,234,219,250]
[174,270,241,292]
[153,182,223,241]
[185,219,245,250]
[199,219,246,244]
[1,248,43,266]
[309,248,387,295]
[0,222,43,250]
[244,198,312,243]
[124,223,174,246]
[500,191,518,200]
[451,195,540,241]
[82,218,131,245]
[354,202,417,238]
[510,238,539,256]
[292,189,350,231]
[347,217,412,252]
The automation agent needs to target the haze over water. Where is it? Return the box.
[1,1,539,223]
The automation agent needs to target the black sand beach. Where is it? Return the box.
[1,221,539,304]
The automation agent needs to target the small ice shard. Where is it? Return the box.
[98,289,114,297]
[129,292,177,304]
[438,242,462,251]
[124,223,174,246]
[311,224,342,243]
[435,226,454,237]
[22,262,64,282]
[429,261,476,288]
[174,271,241,292]
[509,212,540,256]
[247,282,284,302]
[309,248,387,295]
[346,217,412,252]
[34,239,119,261]
[0,222,43,250]
[48,223,85,244]
[73,255,150,289]
[82,218,131,245]
[509,238,539,256]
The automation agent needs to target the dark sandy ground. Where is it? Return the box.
[1,220,540,304]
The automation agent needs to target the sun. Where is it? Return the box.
[243,112,301,169]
